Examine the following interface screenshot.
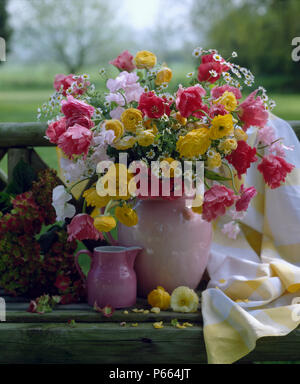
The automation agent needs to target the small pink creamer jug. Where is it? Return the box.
[75,246,142,308]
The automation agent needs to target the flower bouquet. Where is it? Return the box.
[40,48,295,293]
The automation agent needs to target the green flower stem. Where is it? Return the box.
[204,179,211,190]
[82,199,87,214]
[257,138,283,150]
[222,161,239,195]
[103,200,119,216]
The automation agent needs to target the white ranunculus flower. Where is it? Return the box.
[52,185,76,222]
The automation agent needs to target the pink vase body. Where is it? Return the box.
[75,246,142,308]
[118,198,212,297]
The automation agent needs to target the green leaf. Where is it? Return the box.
[171,318,179,327]
[6,159,37,195]
[0,192,12,214]
[204,169,232,182]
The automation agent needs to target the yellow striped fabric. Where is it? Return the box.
[202,115,300,364]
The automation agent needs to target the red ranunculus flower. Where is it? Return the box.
[175,85,206,118]
[202,185,238,222]
[211,85,242,100]
[54,74,90,97]
[46,118,67,144]
[138,91,170,119]
[226,140,258,178]
[257,154,294,189]
[238,90,268,131]
[198,53,230,84]
[208,103,227,118]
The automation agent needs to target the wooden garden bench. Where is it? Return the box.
[1,289,300,364]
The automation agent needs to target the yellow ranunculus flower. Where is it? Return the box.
[105,119,124,142]
[148,286,171,310]
[213,91,237,112]
[134,50,157,69]
[114,136,137,150]
[96,163,135,201]
[206,149,222,169]
[155,66,173,85]
[115,204,138,227]
[209,114,234,140]
[83,188,111,208]
[234,128,248,141]
[218,138,238,154]
[176,128,211,158]
[175,112,187,126]
[191,194,203,215]
[170,286,199,313]
[160,157,181,178]
[144,119,158,135]
[137,130,155,147]
[94,215,116,232]
[121,108,143,133]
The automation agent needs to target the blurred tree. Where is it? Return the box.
[189,0,300,91]
[0,0,12,55]
[12,0,119,73]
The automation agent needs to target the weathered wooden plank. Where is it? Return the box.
[7,148,31,183]
[30,149,49,173]
[0,323,207,364]
[0,322,299,364]
[6,309,202,324]
[0,123,50,148]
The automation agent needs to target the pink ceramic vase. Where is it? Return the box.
[118,198,212,297]
[75,246,142,308]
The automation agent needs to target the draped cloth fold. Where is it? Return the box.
[202,115,300,364]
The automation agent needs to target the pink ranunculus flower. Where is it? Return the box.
[109,50,136,72]
[54,74,89,96]
[106,71,140,93]
[61,96,95,120]
[66,114,94,130]
[269,141,295,157]
[46,118,67,144]
[176,85,207,118]
[110,106,125,120]
[202,185,238,222]
[235,185,257,212]
[257,125,276,146]
[124,83,144,103]
[67,214,103,242]
[238,90,268,131]
[211,85,242,100]
[57,124,93,159]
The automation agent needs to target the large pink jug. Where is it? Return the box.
[75,246,142,308]
[118,198,212,297]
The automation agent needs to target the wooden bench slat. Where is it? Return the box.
[0,322,299,364]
